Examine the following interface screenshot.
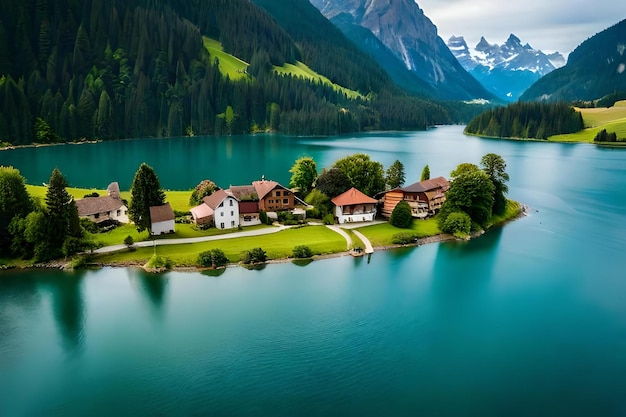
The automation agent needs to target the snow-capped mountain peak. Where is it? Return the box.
[447,34,565,101]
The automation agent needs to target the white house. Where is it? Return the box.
[149,203,175,235]
[190,189,240,229]
[75,182,129,224]
[331,187,378,224]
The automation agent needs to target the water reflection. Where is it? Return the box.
[46,272,86,356]
[0,273,42,365]
[130,270,169,314]
[201,267,228,277]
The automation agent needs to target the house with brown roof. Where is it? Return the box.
[381,176,450,218]
[190,189,240,229]
[331,187,378,224]
[226,178,305,224]
[75,182,129,224]
[252,179,295,212]
[149,203,175,235]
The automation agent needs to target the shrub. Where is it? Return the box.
[306,207,321,219]
[124,235,134,247]
[390,200,412,228]
[241,247,267,264]
[322,213,334,225]
[293,245,313,259]
[80,218,99,234]
[440,211,472,236]
[145,254,172,270]
[210,248,229,268]
[198,248,229,268]
[391,232,419,244]
[259,210,271,225]
[83,192,99,198]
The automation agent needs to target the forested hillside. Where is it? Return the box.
[520,19,626,102]
[464,102,584,139]
[0,0,461,145]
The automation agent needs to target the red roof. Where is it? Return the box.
[331,187,377,207]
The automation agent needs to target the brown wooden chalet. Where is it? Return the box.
[381,176,450,218]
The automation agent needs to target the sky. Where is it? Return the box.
[415,0,625,56]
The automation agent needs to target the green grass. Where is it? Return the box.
[357,217,442,247]
[274,62,363,99]
[25,185,193,212]
[487,200,522,228]
[203,37,249,80]
[93,225,346,266]
[550,101,626,143]
[202,36,362,100]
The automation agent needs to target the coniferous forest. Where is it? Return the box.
[464,102,584,140]
[0,0,472,145]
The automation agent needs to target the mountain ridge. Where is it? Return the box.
[310,0,494,101]
[448,34,565,101]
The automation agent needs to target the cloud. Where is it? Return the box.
[416,0,624,55]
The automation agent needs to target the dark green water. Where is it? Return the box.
[2,126,626,416]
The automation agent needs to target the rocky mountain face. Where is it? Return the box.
[310,0,494,101]
[448,34,565,101]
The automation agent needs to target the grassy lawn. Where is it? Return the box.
[202,37,249,80]
[357,217,442,247]
[25,185,192,213]
[92,225,346,266]
[550,101,626,143]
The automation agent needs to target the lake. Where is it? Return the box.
[1,126,626,416]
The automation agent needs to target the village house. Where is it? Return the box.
[75,182,129,224]
[381,176,450,218]
[226,177,307,224]
[331,187,378,224]
[190,189,240,229]
[149,203,175,235]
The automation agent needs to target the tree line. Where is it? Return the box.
[464,101,584,139]
[0,0,455,146]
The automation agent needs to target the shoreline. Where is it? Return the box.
[2,205,528,274]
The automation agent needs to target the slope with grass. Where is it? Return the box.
[550,101,626,143]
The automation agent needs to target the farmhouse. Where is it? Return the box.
[149,203,175,235]
[190,189,240,229]
[75,182,129,224]
[381,176,450,218]
[331,187,378,224]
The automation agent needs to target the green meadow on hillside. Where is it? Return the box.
[203,37,362,99]
[550,101,626,143]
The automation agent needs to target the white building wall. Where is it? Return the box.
[110,205,129,223]
[215,196,240,229]
[334,205,377,224]
[151,219,175,235]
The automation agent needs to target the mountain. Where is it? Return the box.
[521,19,626,102]
[448,34,565,101]
[309,0,494,101]
[0,0,460,146]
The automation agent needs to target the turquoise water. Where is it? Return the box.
[1,127,626,416]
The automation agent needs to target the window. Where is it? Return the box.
[220,223,224,229]
[275,191,281,197]
[283,198,288,204]
[221,212,224,216]
[116,210,121,216]
[94,213,99,219]
[231,221,235,227]
[230,211,234,216]
[230,200,233,206]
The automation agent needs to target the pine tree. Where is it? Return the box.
[420,164,430,181]
[44,168,73,259]
[129,163,166,232]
